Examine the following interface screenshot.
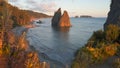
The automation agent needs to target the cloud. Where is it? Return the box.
[9,0,18,2]
[39,2,57,12]
[26,0,36,4]
[9,0,57,14]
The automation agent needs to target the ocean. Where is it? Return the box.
[26,17,106,68]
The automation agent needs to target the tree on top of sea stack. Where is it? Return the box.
[59,10,71,27]
[51,8,72,27]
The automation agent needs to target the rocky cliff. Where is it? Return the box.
[104,0,120,29]
[52,8,71,27]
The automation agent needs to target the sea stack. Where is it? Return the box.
[59,11,71,27]
[52,8,61,26]
[51,8,71,27]
[104,0,120,29]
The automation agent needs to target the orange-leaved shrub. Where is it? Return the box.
[105,24,120,42]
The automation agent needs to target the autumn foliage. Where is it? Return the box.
[72,24,120,68]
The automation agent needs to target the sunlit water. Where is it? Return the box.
[26,17,106,68]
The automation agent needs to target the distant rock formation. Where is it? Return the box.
[52,8,71,27]
[80,15,93,18]
[104,0,120,29]
[75,16,79,18]
[52,8,62,26]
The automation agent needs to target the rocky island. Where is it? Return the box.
[80,15,93,18]
[75,16,79,18]
[52,8,71,27]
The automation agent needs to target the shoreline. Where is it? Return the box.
[24,24,36,29]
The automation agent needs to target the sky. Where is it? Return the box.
[8,0,111,17]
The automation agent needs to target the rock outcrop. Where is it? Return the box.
[52,8,71,27]
[59,11,71,27]
[104,0,120,29]
[52,8,61,26]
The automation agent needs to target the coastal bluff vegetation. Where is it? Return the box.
[0,0,50,68]
[72,24,120,68]
[72,0,120,68]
